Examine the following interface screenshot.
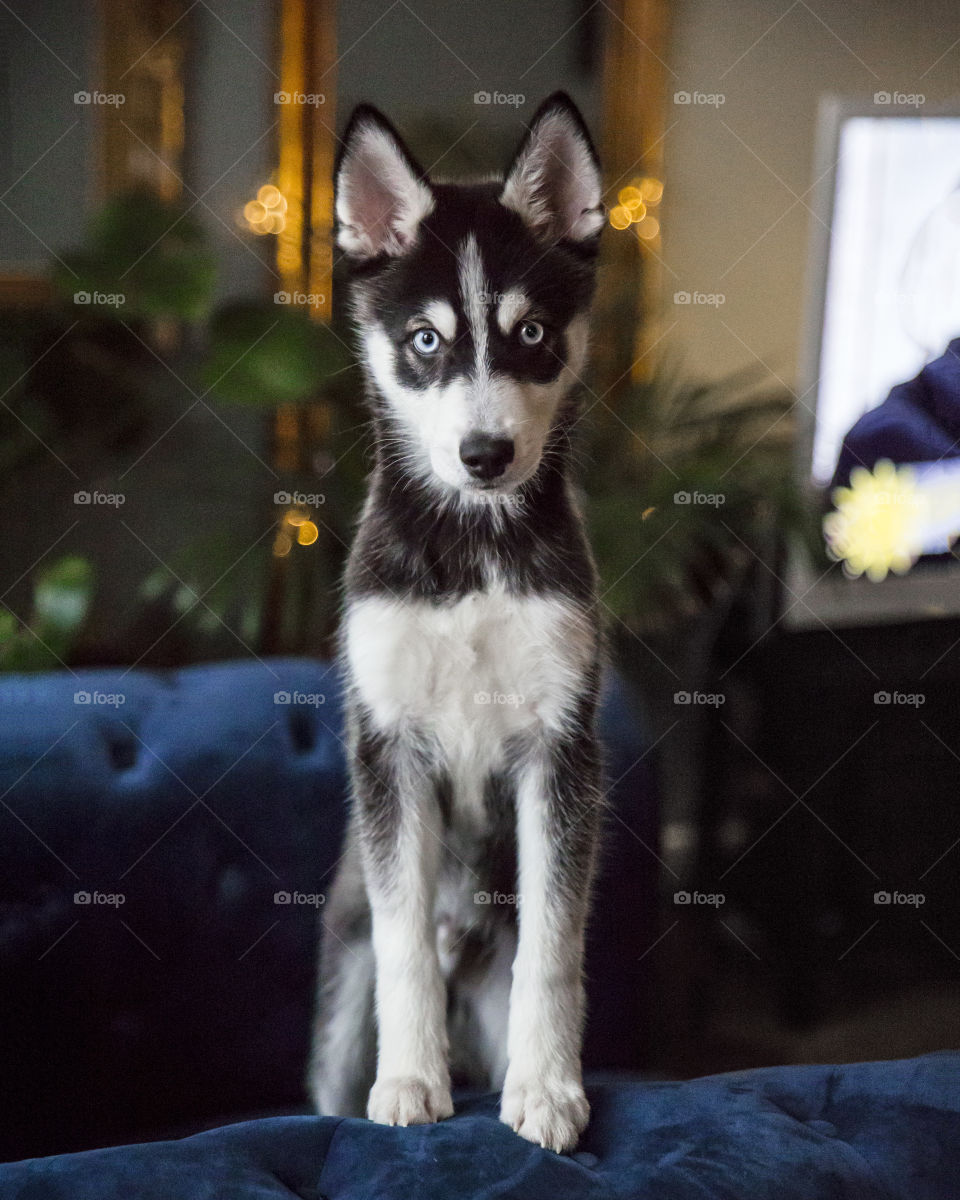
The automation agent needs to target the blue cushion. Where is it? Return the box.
[3,1054,958,1197]
[0,659,656,1158]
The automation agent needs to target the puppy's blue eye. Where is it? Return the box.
[518,321,544,346]
[412,328,441,356]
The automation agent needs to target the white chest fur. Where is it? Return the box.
[345,586,594,761]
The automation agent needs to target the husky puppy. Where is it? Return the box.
[308,93,605,1154]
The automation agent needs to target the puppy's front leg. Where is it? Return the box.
[355,728,453,1126]
[500,732,601,1153]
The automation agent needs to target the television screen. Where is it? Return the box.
[790,105,960,625]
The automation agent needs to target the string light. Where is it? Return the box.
[242,183,288,236]
[273,507,320,556]
[609,177,663,240]
[296,520,319,546]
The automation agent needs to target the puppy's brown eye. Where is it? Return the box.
[518,320,544,346]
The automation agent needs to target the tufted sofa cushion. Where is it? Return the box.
[0,659,655,1160]
[2,1054,958,1197]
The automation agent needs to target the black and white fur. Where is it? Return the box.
[308,94,606,1154]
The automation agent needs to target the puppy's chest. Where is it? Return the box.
[345,587,594,741]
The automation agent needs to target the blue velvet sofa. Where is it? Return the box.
[0,659,655,1162]
[4,1053,960,1197]
[2,660,958,1197]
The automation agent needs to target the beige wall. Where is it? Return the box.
[660,0,960,387]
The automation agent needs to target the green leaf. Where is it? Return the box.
[201,302,354,407]
[52,190,217,322]
[33,556,94,636]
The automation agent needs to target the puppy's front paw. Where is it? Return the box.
[500,1076,590,1153]
[367,1075,454,1127]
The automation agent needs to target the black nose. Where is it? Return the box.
[459,433,515,481]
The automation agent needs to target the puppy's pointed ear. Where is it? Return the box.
[500,93,604,244]
[335,105,435,260]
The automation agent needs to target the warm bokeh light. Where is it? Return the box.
[257,184,283,209]
[241,182,289,236]
[274,507,320,552]
[618,185,643,210]
[296,520,319,546]
[611,179,662,234]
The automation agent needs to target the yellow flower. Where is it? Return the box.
[823,460,924,582]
